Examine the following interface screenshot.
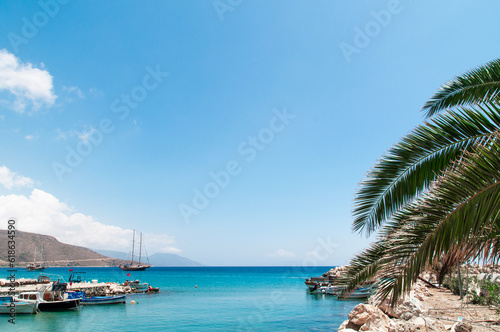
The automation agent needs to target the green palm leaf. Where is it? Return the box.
[371,137,500,305]
[353,105,500,236]
[423,58,500,117]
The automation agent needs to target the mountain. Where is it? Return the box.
[0,230,128,267]
[96,250,203,267]
[149,253,203,267]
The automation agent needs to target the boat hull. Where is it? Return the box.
[82,295,126,305]
[26,266,46,271]
[119,265,149,271]
[38,299,80,311]
[0,302,37,314]
[0,297,37,314]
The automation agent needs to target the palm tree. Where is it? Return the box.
[353,58,500,237]
[341,58,500,306]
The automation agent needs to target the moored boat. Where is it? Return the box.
[66,292,126,305]
[129,280,149,291]
[16,283,80,311]
[335,286,373,300]
[0,296,37,314]
[119,230,151,271]
[26,246,46,271]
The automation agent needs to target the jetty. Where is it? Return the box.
[0,277,149,297]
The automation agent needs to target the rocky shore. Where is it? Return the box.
[337,267,500,332]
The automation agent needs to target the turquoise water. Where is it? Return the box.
[0,267,360,331]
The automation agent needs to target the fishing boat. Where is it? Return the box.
[129,280,149,291]
[145,286,160,294]
[0,296,38,314]
[335,286,373,300]
[66,292,126,305]
[26,246,46,271]
[81,295,126,305]
[16,283,80,311]
[314,285,343,295]
[305,275,337,291]
[119,230,151,271]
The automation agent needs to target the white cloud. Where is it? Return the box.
[54,126,95,143]
[25,133,39,141]
[267,249,295,258]
[62,86,84,99]
[62,86,85,103]
[0,188,176,253]
[77,127,96,143]
[0,166,34,189]
[0,49,56,112]
[55,128,67,141]
[160,246,182,254]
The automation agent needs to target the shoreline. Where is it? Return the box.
[337,275,500,332]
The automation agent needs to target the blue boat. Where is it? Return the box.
[66,291,126,305]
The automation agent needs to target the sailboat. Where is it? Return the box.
[26,245,46,271]
[119,230,151,271]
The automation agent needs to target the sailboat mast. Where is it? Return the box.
[131,230,136,265]
[33,247,37,264]
[138,233,142,265]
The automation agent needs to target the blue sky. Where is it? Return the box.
[0,0,499,266]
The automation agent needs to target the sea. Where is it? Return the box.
[0,266,361,331]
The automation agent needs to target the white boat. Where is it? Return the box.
[314,285,343,295]
[16,284,80,311]
[335,286,373,300]
[0,296,37,314]
[129,280,149,291]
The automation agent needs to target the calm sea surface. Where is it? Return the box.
[0,266,361,331]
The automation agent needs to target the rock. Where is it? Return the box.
[401,316,427,332]
[375,296,422,320]
[337,319,359,331]
[345,304,393,332]
[452,322,472,332]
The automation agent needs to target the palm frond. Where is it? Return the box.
[423,58,500,117]
[370,136,500,305]
[353,105,500,236]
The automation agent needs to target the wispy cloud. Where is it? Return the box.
[77,127,96,143]
[0,166,34,189]
[0,49,56,112]
[62,85,85,102]
[267,249,295,258]
[160,246,182,254]
[54,126,95,143]
[25,133,39,141]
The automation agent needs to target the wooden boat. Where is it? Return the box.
[26,246,46,271]
[335,286,373,300]
[129,280,149,291]
[145,286,160,294]
[16,283,80,311]
[305,275,337,291]
[119,230,151,271]
[314,285,343,295]
[82,295,126,305]
[0,296,37,314]
[66,292,126,305]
